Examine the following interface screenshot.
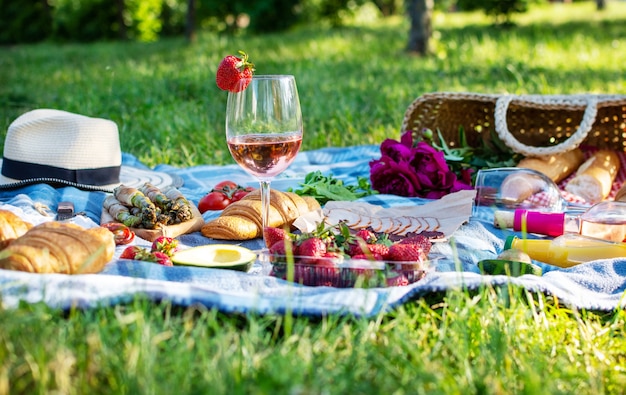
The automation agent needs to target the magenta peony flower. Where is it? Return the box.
[369,130,473,198]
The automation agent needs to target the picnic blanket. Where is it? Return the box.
[0,145,625,317]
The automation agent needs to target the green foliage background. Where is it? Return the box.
[1,0,546,44]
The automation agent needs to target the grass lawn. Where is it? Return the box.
[1,1,626,394]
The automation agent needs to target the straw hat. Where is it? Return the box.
[0,109,181,192]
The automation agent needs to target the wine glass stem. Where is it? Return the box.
[260,180,271,242]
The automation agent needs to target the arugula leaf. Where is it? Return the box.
[288,171,377,205]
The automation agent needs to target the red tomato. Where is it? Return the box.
[214,180,238,191]
[231,189,250,202]
[101,222,136,245]
[198,191,231,212]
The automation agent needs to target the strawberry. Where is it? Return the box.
[264,226,289,249]
[119,246,148,260]
[151,236,179,257]
[298,237,326,257]
[269,239,296,256]
[216,51,255,93]
[367,244,390,258]
[398,235,432,255]
[346,242,389,259]
[384,243,426,262]
[355,229,377,244]
[151,251,173,267]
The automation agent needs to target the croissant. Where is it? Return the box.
[0,209,34,250]
[0,222,115,274]
[202,190,321,240]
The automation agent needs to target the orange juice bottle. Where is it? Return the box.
[505,233,626,268]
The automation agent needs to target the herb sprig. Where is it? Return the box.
[289,171,376,205]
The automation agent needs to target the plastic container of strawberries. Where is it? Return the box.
[267,254,429,288]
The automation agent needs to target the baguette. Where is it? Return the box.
[201,190,321,240]
[499,149,585,203]
[516,148,585,183]
[565,150,621,204]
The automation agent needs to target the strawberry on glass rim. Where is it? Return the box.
[216,51,255,93]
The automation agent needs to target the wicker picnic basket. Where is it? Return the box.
[401,92,626,157]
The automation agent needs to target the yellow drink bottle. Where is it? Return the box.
[505,233,626,268]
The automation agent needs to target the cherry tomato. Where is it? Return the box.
[214,180,238,191]
[231,189,250,202]
[101,222,136,245]
[198,191,231,212]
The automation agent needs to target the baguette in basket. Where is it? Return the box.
[565,150,620,204]
[500,149,585,202]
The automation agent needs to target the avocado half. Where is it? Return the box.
[172,244,257,272]
[478,259,543,277]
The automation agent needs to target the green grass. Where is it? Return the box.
[1,2,626,393]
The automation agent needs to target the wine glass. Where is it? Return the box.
[225,75,303,247]
[474,167,565,213]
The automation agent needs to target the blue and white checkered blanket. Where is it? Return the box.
[0,145,625,316]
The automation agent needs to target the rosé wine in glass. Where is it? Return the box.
[225,75,303,248]
[227,132,302,180]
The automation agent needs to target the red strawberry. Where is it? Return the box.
[151,236,179,257]
[269,239,296,256]
[299,237,326,257]
[216,51,255,93]
[119,246,148,260]
[385,243,426,262]
[264,226,290,249]
[347,242,388,259]
[355,229,376,244]
[151,251,173,267]
[398,235,432,255]
[367,244,390,258]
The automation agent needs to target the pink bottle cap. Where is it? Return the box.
[513,210,565,237]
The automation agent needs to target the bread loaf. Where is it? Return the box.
[565,150,620,204]
[516,148,585,183]
[202,190,321,240]
[499,149,585,203]
[0,222,115,274]
[0,210,33,250]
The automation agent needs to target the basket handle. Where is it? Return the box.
[494,95,598,157]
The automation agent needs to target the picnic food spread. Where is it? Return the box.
[1,83,626,291]
[0,221,115,274]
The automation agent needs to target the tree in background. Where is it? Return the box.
[406,0,433,55]
[457,0,534,26]
[0,0,52,44]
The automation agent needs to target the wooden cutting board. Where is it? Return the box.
[101,203,205,242]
